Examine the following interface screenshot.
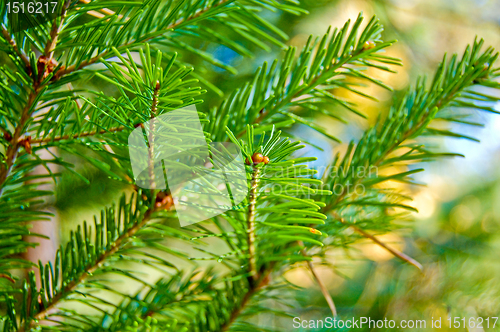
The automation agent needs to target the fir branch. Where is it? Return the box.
[44,1,70,59]
[38,209,152,320]
[0,24,30,67]
[14,47,196,331]
[54,0,232,78]
[147,81,161,194]
[216,128,328,329]
[19,201,158,332]
[0,90,39,194]
[220,267,273,332]
[300,243,338,316]
[334,213,422,270]
[206,15,401,142]
[322,39,499,213]
[0,0,71,193]
[247,166,260,281]
[30,126,125,145]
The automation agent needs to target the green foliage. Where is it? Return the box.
[317,39,500,237]
[1,0,499,331]
[206,14,401,143]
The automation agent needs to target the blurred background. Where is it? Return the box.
[26,0,500,330]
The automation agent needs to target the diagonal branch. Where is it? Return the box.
[0,91,39,194]
[30,126,126,145]
[220,266,273,332]
[0,24,30,67]
[235,40,393,139]
[20,208,155,332]
[55,0,231,78]
[44,1,70,59]
[299,242,337,316]
[322,57,489,213]
[333,212,422,270]
[0,1,70,194]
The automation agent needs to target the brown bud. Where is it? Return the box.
[3,132,12,141]
[19,136,32,154]
[245,157,252,165]
[156,191,167,202]
[251,152,264,165]
[37,56,58,80]
[363,40,376,50]
[37,56,48,77]
[155,81,160,90]
[263,156,269,164]
[47,58,58,73]
[155,191,173,210]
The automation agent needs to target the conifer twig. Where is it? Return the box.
[333,212,422,270]
[299,242,337,316]
[0,91,39,194]
[247,167,260,281]
[44,1,70,59]
[221,266,273,331]
[0,0,71,193]
[148,81,160,196]
[19,208,155,332]
[236,46,375,139]
[0,24,30,67]
[30,126,126,145]
[55,0,231,77]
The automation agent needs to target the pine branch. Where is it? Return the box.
[54,0,232,78]
[30,127,125,145]
[11,189,194,332]
[19,208,155,332]
[220,267,273,332]
[0,90,39,194]
[0,0,71,194]
[44,1,70,59]
[206,15,401,142]
[333,213,422,270]
[300,244,338,316]
[313,40,500,276]
[207,127,330,329]
[0,24,30,67]
[10,47,199,331]
[322,39,499,213]
[247,166,260,281]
